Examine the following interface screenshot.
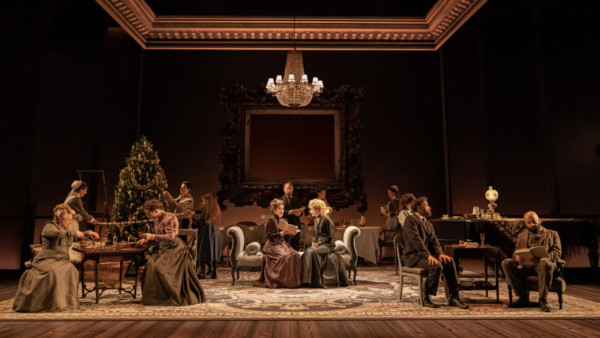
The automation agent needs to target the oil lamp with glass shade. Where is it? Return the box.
[485,186,499,218]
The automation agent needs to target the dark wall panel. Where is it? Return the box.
[540,1,600,216]
[4,0,600,270]
[443,24,489,215]
[140,50,444,224]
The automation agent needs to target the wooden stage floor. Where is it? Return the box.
[1,266,599,337]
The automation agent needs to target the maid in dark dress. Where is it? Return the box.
[13,204,98,312]
[188,193,222,279]
[64,180,99,230]
[137,199,206,306]
[254,198,302,288]
[380,185,401,230]
[302,199,349,288]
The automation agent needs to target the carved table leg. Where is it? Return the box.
[80,259,86,298]
[95,258,99,304]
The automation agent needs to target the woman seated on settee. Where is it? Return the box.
[302,199,349,288]
[13,204,99,312]
[137,199,206,306]
[254,198,302,288]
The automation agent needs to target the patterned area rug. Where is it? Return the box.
[1,266,599,321]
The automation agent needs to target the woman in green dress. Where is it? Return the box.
[302,199,349,288]
[137,199,206,306]
[13,204,98,312]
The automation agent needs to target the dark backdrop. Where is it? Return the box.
[248,114,336,180]
[1,0,599,269]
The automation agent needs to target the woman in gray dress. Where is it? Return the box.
[302,199,349,288]
[13,204,98,312]
[137,199,206,306]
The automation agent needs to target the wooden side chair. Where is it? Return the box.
[379,229,397,262]
[394,235,429,305]
[178,228,198,273]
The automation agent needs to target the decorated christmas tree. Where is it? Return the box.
[109,136,168,242]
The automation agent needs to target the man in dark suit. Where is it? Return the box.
[402,196,468,309]
[281,181,304,251]
[501,211,564,312]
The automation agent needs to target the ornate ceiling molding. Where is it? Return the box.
[96,0,487,50]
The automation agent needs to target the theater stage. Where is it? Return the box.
[1,264,599,337]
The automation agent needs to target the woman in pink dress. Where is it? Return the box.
[255,198,302,288]
[137,199,206,305]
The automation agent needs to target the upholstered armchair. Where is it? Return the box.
[507,266,566,309]
[227,226,263,285]
[336,225,361,285]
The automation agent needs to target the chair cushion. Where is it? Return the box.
[246,242,261,255]
[335,240,348,255]
[525,276,566,292]
[339,253,351,267]
[236,252,263,267]
[402,266,429,276]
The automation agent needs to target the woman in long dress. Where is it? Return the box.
[64,180,99,229]
[302,199,349,288]
[13,204,98,312]
[380,185,401,230]
[255,198,302,288]
[187,193,221,279]
[137,199,206,306]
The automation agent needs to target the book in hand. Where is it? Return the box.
[277,219,300,236]
[514,246,550,260]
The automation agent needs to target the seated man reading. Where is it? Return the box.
[501,211,564,312]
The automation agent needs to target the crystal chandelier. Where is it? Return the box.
[266,18,323,108]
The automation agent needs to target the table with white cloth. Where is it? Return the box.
[335,226,381,264]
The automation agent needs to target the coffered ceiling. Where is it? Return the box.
[95,0,487,50]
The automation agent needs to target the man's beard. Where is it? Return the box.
[530,224,541,234]
[420,209,432,218]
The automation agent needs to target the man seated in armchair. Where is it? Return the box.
[501,211,565,312]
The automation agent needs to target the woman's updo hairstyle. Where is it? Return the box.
[143,199,163,212]
[53,204,75,224]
